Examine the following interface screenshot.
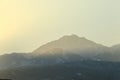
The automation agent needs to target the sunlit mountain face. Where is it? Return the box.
[0,35,120,80]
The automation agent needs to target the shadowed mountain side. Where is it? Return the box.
[109,44,120,61]
[0,52,85,69]
[0,60,120,80]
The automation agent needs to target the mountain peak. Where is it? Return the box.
[32,34,106,54]
[59,34,87,41]
[61,34,79,38]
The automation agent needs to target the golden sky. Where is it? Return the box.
[0,0,120,54]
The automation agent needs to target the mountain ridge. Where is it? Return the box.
[32,34,109,55]
[0,35,120,80]
[0,34,119,70]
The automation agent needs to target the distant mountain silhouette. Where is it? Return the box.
[0,35,120,80]
[0,34,120,69]
[33,35,109,58]
[33,34,106,53]
[32,35,115,61]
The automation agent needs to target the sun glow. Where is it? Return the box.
[0,0,120,54]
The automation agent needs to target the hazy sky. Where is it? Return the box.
[0,0,120,54]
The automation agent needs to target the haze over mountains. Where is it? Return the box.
[0,34,120,69]
[0,35,120,80]
[33,35,108,54]
[32,34,119,61]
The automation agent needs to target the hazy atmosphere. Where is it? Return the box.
[0,0,120,54]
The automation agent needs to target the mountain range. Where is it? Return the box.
[0,34,120,69]
[32,34,120,61]
[0,34,120,80]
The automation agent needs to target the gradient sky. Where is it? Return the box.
[0,0,120,54]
